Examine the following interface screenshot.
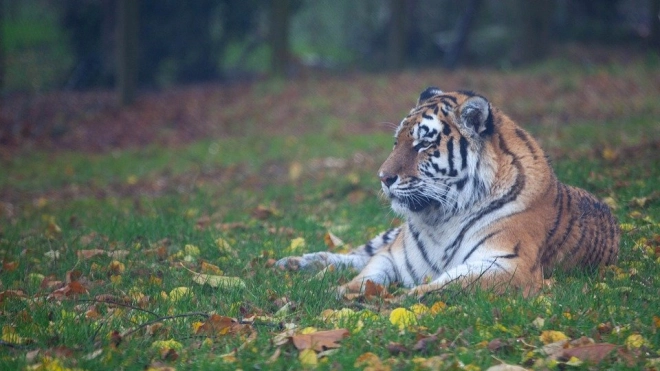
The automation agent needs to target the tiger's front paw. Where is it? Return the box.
[275,252,331,271]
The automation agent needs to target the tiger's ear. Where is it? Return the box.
[417,86,443,105]
[458,95,493,137]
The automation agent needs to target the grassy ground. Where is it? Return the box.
[1,62,660,370]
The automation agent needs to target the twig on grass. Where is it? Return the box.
[77,298,159,317]
[121,312,210,338]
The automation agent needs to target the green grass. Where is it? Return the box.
[1,109,660,369]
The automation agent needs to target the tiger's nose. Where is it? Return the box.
[379,173,398,187]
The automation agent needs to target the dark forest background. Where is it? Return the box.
[2,0,659,100]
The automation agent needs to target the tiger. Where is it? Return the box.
[276,88,620,298]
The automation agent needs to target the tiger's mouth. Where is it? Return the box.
[391,194,438,212]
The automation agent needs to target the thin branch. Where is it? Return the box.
[77,298,159,317]
[121,312,210,338]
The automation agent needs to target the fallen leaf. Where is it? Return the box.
[192,273,245,289]
[298,348,318,366]
[196,314,249,336]
[168,287,191,302]
[291,329,349,351]
[77,249,106,259]
[486,364,529,371]
[560,343,616,364]
[48,281,88,300]
[387,341,409,355]
[324,231,344,250]
[539,330,568,344]
[389,308,417,330]
[0,290,26,303]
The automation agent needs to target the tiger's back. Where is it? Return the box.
[277,88,619,296]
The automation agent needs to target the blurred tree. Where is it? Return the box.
[513,0,554,64]
[116,0,138,105]
[652,0,660,48]
[270,0,290,76]
[0,0,4,92]
[444,0,482,69]
[387,0,410,70]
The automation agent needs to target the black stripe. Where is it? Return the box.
[442,133,526,267]
[515,128,538,160]
[422,112,433,120]
[542,187,575,266]
[454,177,468,191]
[495,242,521,259]
[541,182,564,258]
[442,122,451,135]
[403,246,419,283]
[446,138,457,177]
[462,231,501,263]
[459,136,468,169]
[364,242,374,255]
[440,95,458,104]
[409,224,441,275]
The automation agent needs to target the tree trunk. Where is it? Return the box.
[0,0,4,92]
[652,0,660,49]
[443,0,482,69]
[116,0,139,106]
[514,0,554,64]
[388,0,407,70]
[269,0,290,77]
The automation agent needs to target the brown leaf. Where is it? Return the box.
[48,281,88,300]
[413,334,438,352]
[291,329,349,351]
[2,260,18,272]
[323,231,344,250]
[364,280,388,299]
[386,341,409,356]
[77,249,106,259]
[0,289,26,303]
[560,343,617,364]
[252,205,278,220]
[196,314,249,336]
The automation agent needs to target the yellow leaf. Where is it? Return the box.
[200,261,223,275]
[2,326,23,344]
[299,348,318,367]
[354,352,382,368]
[430,301,447,314]
[151,339,183,351]
[625,334,646,349]
[619,223,635,232]
[602,196,618,210]
[183,266,246,289]
[300,327,318,335]
[108,260,125,274]
[539,330,568,344]
[127,175,138,185]
[287,237,306,253]
[184,244,200,256]
[168,287,191,302]
[410,303,429,316]
[289,162,303,181]
[215,238,234,254]
[389,308,417,330]
[192,273,245,289]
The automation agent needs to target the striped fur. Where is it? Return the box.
[277,88,619,297]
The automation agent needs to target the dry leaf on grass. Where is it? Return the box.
[196,314,251,336]
[291,329,349,351]
[182,266,246,289]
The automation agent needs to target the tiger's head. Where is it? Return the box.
[379,88,495,216]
